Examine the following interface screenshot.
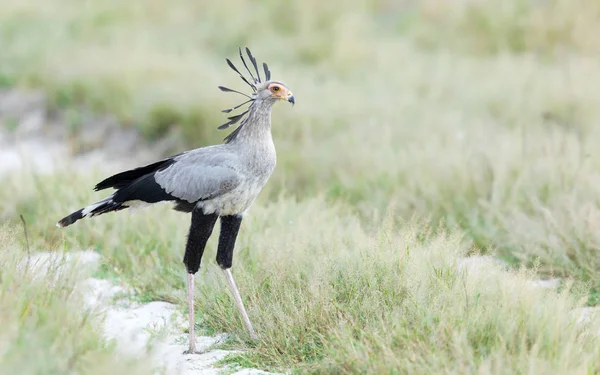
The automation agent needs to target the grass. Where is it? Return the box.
[1,171,600,373]
[2,0,600,373]
[0,225,153,374]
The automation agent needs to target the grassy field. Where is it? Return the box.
[0,226,153,374]
[2,0,600,373]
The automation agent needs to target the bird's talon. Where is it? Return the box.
[183,349,203,355]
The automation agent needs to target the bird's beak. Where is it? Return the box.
[287,93,295,106]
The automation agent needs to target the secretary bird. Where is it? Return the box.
[57,48,294,353]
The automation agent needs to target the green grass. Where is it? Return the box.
[2,0,600,373]
[0,225,153,374]
[1,171,600,373]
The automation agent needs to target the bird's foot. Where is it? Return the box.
[183,348,204,355]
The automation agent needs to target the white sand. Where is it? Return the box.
[26,251,279,375]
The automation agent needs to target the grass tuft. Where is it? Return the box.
[0,225,152,374]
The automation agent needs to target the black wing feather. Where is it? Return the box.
[94,157,178,191]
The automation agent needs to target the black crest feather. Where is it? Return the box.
[226,58,256,92]
[218,47,273,142]
[239,47,257,84]
[218,86,252,99]
[217,110,249,130]
[221,99,252,114]
[246,48,261,83]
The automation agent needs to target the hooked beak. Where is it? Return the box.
[287,93,295,106]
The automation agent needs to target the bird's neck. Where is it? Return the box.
[226,101,273,145]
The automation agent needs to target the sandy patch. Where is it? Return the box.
[27,251,279,375]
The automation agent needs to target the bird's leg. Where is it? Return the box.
[217,215,257,341]
[183,209,218,354]
[186,272,196,353]
[223,268,257,340]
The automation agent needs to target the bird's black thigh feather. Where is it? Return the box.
[183,209,218,274]
[216,215,242,269]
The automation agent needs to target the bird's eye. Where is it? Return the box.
[272,86,280,92]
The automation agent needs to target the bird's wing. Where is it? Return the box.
[154,150,242,203]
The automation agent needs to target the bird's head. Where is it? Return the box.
[217,48,294,131]
[255,81,294,105]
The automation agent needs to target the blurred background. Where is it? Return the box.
[2,0,600,373]
[5,0,598,288]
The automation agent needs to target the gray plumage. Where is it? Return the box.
[155,103,277,216]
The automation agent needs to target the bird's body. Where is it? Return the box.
[57,48,294,353]
[61,113,276,223]
[156,108,277,216]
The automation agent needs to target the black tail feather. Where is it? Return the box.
[57,209,84,227]
[59,155,187,228]
[88,201,126,216]
[56,200,125,228]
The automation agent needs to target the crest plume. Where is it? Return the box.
[245,47,261,83]
[226,59,256,92]
[239,47,257,85]
[217,47,273,134]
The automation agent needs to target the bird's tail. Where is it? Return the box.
[56,196,124,228]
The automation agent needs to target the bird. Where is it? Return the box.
[56,47,294,354]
